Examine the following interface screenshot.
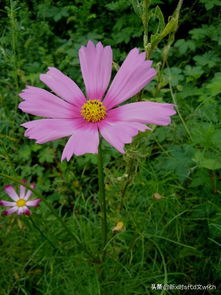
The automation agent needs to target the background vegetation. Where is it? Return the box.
[0,0,221,294]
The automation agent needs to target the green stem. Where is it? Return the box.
[143,0,150,48]
[9,0,19,104]
[167,67,192,141]
[97,140,107,250]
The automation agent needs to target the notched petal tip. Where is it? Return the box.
[18,92,24,99]
[61,154,71,162]
[130,47,139,54]
[47,66,58,72]
[20,122,28,128]
[87,40,95,47]
[145,68,157,81]
[18,102,25,111]
[96,41,103,48]
[105,45,112,52]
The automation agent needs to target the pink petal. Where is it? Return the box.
[108,102,176,126]
[0,200,16,207]
[20,185,26,199]
[23,207,31,216]
[99,120,149,153]
[19,86,80,119]
[4,185,19,201]
[21,118,84,144]
[24,184,35,200]
[40,67,86,106]
[61,126,99,160]
[103,48,156,109]
[2,207,18,216]
[79,41,112,100]
[17,207,24,215]
[26,199,41,207]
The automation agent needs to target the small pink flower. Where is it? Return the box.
[0,182,41,216]
[19,41,176,160]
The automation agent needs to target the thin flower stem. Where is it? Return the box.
[143,0,150,48]
[9,0,19,107]
[97,140,107,251]
[166,66,192,141]
[0,173,96,260]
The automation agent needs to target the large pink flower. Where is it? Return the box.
[0,182,41,216]
[19,41,176,161]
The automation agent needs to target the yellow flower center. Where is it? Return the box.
[81,99,106,122]
[16,199,26,207]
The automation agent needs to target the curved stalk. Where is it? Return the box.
[97,140,107,251]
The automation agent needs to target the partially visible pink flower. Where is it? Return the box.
[0,182,41,216]
[19,41,176,161]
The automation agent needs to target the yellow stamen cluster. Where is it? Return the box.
[16,199,26,207]
[81,99,106,122]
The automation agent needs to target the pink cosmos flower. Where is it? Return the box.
[19,41,176,161]
[0,182,41,216]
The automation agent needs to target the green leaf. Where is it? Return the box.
[39,147,54,163]
[199,0,221,10]
[193,150,221,170]
[150,6,165,33]
[212,130,221,147]
[164,67,184,86]
[106,0,130,11]
[175,39,196,55]
[201,159,221,170]
[193,51,220,68]
[191,123,216,147]
[206,73,221,96]
[159,17,177,39]
[130,0,143,16]
[18,145,32,161]
[184,66,203,80]
[161,145,195,182]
